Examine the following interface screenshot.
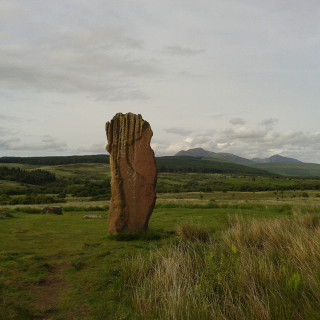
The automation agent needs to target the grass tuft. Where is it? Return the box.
[177,223,210,243]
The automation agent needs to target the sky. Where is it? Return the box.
[1,0,320,162]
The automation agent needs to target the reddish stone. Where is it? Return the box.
[106,113,157,234]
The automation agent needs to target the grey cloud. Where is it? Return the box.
[0,126,17,136]
[75,143,106,154]
[220,127,266,141]
[0,114,21,121]
[95,89,149,102]
[0,2,26,28]
[260,118,278,129]
[163,46,205,56]
[0,26,158,101]
[210,114,225,119]
[229,117,246,125]
[45,27,144,51]
[0,135,67,152]
[164,127,194,136]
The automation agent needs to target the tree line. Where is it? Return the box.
[0,166,56,185]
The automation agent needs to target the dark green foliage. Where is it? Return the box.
[70,179,111,198]
[0,166,56,185]
[0,154,110,165]
[8,195,65,205]
[156,156,272,175]
[253,162,320,177]
[157,173,320,193]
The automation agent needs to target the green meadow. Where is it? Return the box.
[1,162,320,319]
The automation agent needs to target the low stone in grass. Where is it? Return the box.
[83,215,103,219]
[0,212,13,219]
[42,206,63,215]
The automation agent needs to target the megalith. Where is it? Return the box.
[106,113,157,234]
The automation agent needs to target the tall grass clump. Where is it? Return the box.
[118,214,320,320]
[177,223,210,243]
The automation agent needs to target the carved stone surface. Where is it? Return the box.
[106,113,157,234]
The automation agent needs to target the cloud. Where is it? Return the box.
[230,117,246,125]
[164,127,194,136]
[220,127,266,141]
[163,46,205,56]
[0,114,21,121]
[210,114,225,119]
[0,26,159,101]
[159,124,320,163]
[260,118,278,129]
[75,143,107,154]
[0,2,26,29]
[0,135,67,153]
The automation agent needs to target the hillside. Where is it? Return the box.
[174,148,320,177]
[175,148,254,165]
[0,154,271,176]
[175,148,303,165]
[3,153,320,177]
[156,156,272,175]
[252,162,320,177]
[253,154,302,164]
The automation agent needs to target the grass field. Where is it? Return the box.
[2,162,320,319]
[1,191,320,319]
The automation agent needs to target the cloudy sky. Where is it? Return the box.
[1,0,320,162]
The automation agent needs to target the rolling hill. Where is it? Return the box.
[252,154,301,164]
[175,148,320,177]
[175,148,254,165]
[251,162,320,177]
[156,156,272,175]
[0,154,272,176]
[2,152,320,177]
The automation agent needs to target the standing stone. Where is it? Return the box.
[106,113,157,234]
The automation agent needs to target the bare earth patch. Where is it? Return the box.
[33,262,69,319]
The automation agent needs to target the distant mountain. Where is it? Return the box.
[174,148,320,177]
[251,163,320,177]
[175,148,254,166]
[252,154,301,164]
[156,156,272,176]
[175,148,302,165]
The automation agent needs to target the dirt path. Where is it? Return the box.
[33,262,69,319]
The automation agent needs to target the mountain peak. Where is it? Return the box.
[175,148,211,158]
[175,148,254,165]
[253,154,301,164]
[175,148,302,165]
